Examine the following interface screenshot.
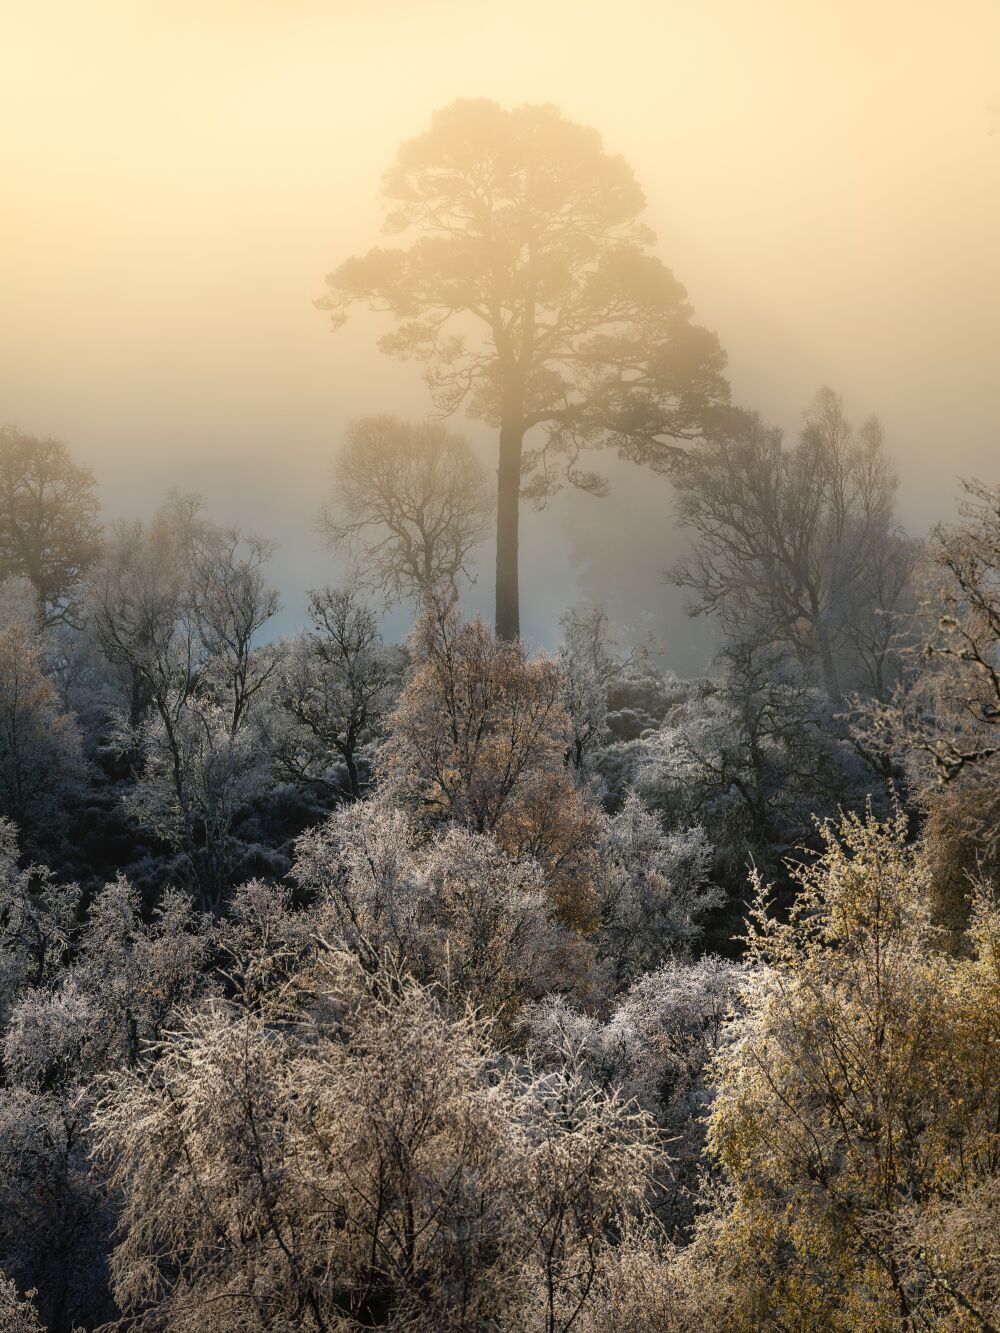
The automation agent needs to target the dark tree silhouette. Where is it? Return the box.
[672,389,912,702]
[318,100,729,640]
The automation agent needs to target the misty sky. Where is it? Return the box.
[2,0,998,670]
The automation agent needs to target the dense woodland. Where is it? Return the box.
[2,101,1000,1332]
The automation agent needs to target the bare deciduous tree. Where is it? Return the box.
[0,821,79,1022]
[0,427,102,628]
[321,416,491,608]
[88,495,279,906]
[912,479,1000,780]
[271,587,403,800]
[672,388,912,702]
[382,604,604,932]
[381,603,570,834]
[0,610,84,851]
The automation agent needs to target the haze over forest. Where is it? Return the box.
[6,6,1000,1331]
[4,0,998,665]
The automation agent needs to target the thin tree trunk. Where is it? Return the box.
[33,583,48,630]
[343,745,362,801]
[815,616,843,705]
[495,414,523,641]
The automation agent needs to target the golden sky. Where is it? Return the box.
[2,0,998,650]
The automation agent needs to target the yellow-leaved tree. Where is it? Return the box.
[699,806,1000,1331]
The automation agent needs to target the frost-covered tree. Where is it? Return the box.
[0,964,114,1330]
[117,701,269,905]
[626,640,872,885]
[73,877,213,1067]
[0,1065,114,1330]
[95,951,664,1332]
[856,480,1000,927]
[700,806,1000,1330]
[916,480,1000,780]
[3,876,212,1082]
[527,955,741,1234]
[216,877,318,1002]
[0,868,212,1329]
[0,1275,46,1333]
[89,495,279,905]
[570,1222,722,1333]
[383,604,567,828]
[559,638,610,774]
[556,605,695,805]
[557,604,657,772]
[270,587,403,800]
[0,821,79,1025]
[595,792,718,987]
[383,604,604,930]
[294,797,574,1024]
[0,606,84,852]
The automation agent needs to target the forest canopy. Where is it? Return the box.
[2,89,999,1333]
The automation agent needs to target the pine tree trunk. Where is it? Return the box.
[495,414,523,641]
